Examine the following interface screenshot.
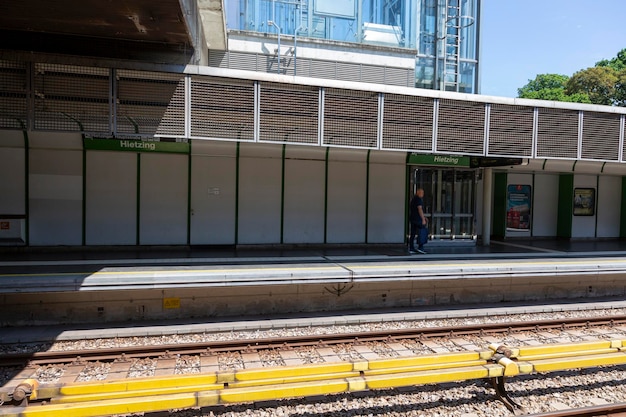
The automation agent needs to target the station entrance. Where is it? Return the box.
[410,167,477,242]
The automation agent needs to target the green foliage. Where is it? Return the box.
[596,47,626,71]
[517,74,568,96]
[518,74,590,103]
[517,48,626,106]
[566,66,618,106]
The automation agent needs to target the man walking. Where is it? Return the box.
[409,188,428,254]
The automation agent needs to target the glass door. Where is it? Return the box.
[411,167,476,241]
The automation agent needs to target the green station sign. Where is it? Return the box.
[83,138,190,154]
[408,153,471,167]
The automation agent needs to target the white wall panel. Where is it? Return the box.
[327,159,367,243]
[29,149,82,245]
[531,173,558,237]
[139,153,188,245]
[572,175,597,238]
[190,155,237,244]
[238,156,282,244]
[597,176,621,238]
[367,162,405,243]
[283,159,325,243]
[85,152,137,245]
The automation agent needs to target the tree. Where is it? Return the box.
[517,74,591,103]
[615,69,626,106]
[596,47,626,71]
[516,48,626,107]
[566,66,618,106]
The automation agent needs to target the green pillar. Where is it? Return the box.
[557,174,573,238]
[492,172,507,238]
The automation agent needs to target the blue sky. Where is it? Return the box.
[479,0,626,98]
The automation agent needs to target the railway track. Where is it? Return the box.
[3,314,626,416]
[3,314,626,366]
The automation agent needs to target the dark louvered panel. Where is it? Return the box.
[0,60,27,130]
[488,104,533,157]
[536,108,578,159]
[323,88,378,148]
[33,63,110,133]
[382,94,434,151]
[259,82,318,145]
[437,99,485,155]
[581,111,620,161]
[190,77,255,141]
[116,70,185,137]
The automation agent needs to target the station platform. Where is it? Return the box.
[2,238,626,331]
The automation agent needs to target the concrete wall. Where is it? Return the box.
[3,270,625,325]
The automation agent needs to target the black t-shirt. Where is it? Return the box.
[410,195,424,224]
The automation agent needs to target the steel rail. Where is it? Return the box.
[524,402,626,416]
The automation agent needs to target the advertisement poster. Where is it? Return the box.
[507,184,531,230]
[573,188,595,216]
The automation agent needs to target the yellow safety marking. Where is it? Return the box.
[347,377,367,392]
[517,361,534,374]
[528,352,626,373]
[228,371,361,389]
[364,360,488,377]
[485,363,504,378]
[353,361,369,371]
[366,351,486,370]
[348,258,626,271]
[0,393,200,417]
[496,357,519,376]
[216,370,236,384]
[7,257,626,280]
[363,365,491,390]
[51,373,218,396]
[515,341,613,358]
[233,362,355,381]
[218,379,348,404]
[50,383,223,404]
[517,348,618,362]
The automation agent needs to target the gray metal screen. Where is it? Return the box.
[323,88,378,148]
[536,108,579,159]
[310,60,337,80]
[382,94,434,151]
[190,76,255,141]
[0,60,27,130]
[436,99,485,155]
[116,70,185,137]
[259,82,318,145]
[33,63,110,133]
[207,50,410,87]
[488,104,534,157]
[581,111,620,161]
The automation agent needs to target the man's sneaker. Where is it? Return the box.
[417,249,427,254]
[408,248,418,254]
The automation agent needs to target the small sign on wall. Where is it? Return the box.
[573,188,595,216]
[0,222,9,230]
[163,297,181,309]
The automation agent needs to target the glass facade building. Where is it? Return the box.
[225,0,481,93]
